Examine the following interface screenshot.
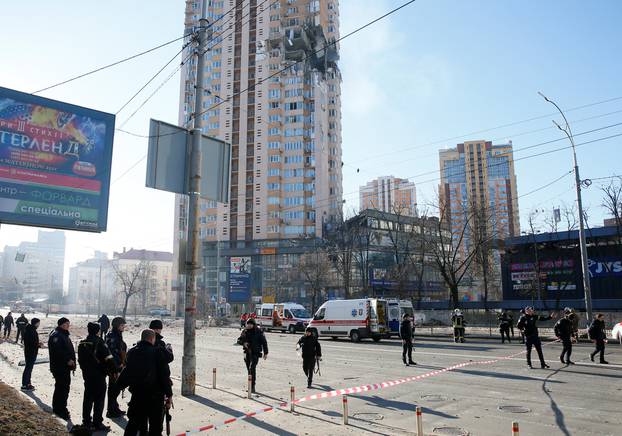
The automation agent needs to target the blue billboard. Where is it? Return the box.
[229,256,251,303]
[0,86,115,232]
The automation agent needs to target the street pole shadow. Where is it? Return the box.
[188,394,297,436]
[23,390,53,413]
[542,367,571,436]
[292,406,394,436]
[356,394,457,419]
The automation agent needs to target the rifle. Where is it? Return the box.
[163,397,173,435]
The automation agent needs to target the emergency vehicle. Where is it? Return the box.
[307,298,389,342]
[254,303,312,333]
[387,299,415,336]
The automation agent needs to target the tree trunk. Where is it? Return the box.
[122,293,130,319]
[450,284,459,309]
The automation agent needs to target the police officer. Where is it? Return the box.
[78,322,116,431]
[48,317,76,420]
[106,317,128,418]
[117,329,173,436]
[589,313,608,364]
[297,327,322,388]
[498,311,512,344]
[451,309,466,343]
[21,317,41,391]
[400,313,416,366]
[149,319,174,363]
[517,306,555,369]
[15,313,28,344]
[237,318,268,393]
[554,308,575,365]
[3,311,14,339]
[98,314,111,337]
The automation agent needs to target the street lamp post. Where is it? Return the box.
[538,92,593,322]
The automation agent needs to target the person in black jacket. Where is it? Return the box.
[78,322,116,431]
[15,313,28,344]
[589,314,608,364]
[237,318,268,393]
[498,311,512,344]
[149,319,174,363]
[3,311,14,339]
[554,309,575,365]
[21,318,41,390]
[516,307,555,369]
[400,313,416,366]
[297,327,322,388]
[98,314,111,337]
[117,329,173,436]
[48,317,76,420]
[105,317,128,418]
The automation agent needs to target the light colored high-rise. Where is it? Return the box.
[1,230,65,298]
[439,140,520,243]
[359,176,417,216]
[173,1,343,286]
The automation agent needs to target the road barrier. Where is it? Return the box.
[342,395,348,425]
[512,421,520,435]
[178,341,559,435]
[212,368,216,389]
[416,406,423,436]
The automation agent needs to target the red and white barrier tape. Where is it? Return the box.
[179,340,558,435]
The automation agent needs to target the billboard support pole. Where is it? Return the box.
[182,0,208,397]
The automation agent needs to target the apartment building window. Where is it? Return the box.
[268,141,280,149]
[269,114,282,122]
[267,183,280,190]
[268,197,280,205]
[268,168,280,176]
[269,89,281,99]
[268,127,281,135]
[284,197,304,206]
[284,155,303,164]
[269,155,281,163]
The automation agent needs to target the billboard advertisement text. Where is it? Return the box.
[229,256,251,303]
[0,87,115,232]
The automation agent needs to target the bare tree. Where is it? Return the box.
[351,216,379,295]
[428,194,484,309]
[113,260,151,318]
[470,201,501,309]
[298,245,332,313]
[324,213,355,299]
[380,204,417,299]
[601,176,622,246]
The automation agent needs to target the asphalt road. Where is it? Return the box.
[0,317,620,435]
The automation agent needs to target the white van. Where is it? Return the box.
[254,302,312,333]
[307,298,389,342]
[387,299,415,336]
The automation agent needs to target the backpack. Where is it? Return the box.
[553,320,562,338]
[77,339,99,370]
[587,322,598,340]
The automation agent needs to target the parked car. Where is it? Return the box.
[611,321,622,345]
[149,308,171,317]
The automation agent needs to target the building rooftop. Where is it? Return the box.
[113,248,173,262]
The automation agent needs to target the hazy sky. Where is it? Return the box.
[1,0,621,286]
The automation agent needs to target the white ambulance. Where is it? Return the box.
[307,298,389,342]
[254,302,312,333]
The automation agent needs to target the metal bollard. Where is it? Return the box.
[247,374,252,399]
[342,395,349,425]
[290,386,295,413]
[416,406,423,436]
[512,421,519,436]
[212,368,217,389]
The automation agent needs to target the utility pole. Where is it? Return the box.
[182,0,209,396]
[538,92,593,322]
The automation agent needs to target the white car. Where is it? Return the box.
[611,321,622,345]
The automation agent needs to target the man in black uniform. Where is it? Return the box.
[149,319,174,363]
[21,317,41,391]
[117,329,173,436]
[3,311,14,339]
[516,307,555,369]
[237,318,268,393]
[98,314,111,338]
[498,311,512,344]
[400,313,416,366]
[297,327,322,388]
[78,322,116,431]
[48,317,76,420]
[554,308,575,365]
[589,313,608,364]
[106,317,128,418]
[15,313,28,344]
